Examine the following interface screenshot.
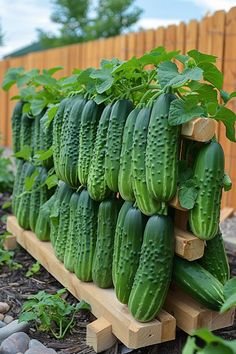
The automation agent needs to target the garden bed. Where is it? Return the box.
[0,192,236,354]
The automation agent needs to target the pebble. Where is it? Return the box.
[0,323,5,330]
[0,332,30,354]
[29,339,46,348]
[0,304,9,315]
[0,320,29,343]
[25,346,57,354]
[3,315,13,325]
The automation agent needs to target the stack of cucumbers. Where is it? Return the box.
[11,81,231,323]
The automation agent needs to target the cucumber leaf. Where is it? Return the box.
[187,50,217,64]
[220,277,236,313]
[178,179,198,209]
[223,173,232,192]
[214,106,236,142]
[168,97,204,126]
[157,61,179,89]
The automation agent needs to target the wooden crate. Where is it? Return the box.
[7,215,235,352]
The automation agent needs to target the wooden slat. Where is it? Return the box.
[7,215,176,351]
[181,117,216,142]
[0,60,9,145]
[165,287,235,334]
[164,25,176,51]
[185,20,198,52]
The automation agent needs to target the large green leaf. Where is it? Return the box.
[188,49,217,64]
[214,106,236,142]
[157,61,179,89]
[168,97,204,126]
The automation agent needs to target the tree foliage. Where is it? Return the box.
[38,0,143,48]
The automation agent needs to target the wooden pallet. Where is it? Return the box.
[6,215,235,352]
[6,216,176,351]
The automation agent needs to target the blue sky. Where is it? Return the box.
[0,0,235,58]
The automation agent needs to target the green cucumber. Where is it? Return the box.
[105,100,133,192]
[118,108,140,201]
[128,215,174,322]
[146,93,180,201]
[173,256,225,311]
[189,141,225,240]
[115,206,145,304]
[11,101,23,153]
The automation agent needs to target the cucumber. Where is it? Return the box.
[189,141,225,240]
[64,191,81,272]
[87,104,112,201]
[11,101,23,153]
[74,189,99,281]
[199,230,230,285]
[92,195,121,288]
[115,206,145,304]
[105,100,133,192]
[146,93,180,201]
[173,256,225,311]
[128,215,174,322]
[118,108,140,201]
[35,194,56,241]
[112,201,133,285]
[78,100,103,186]
[132,107,162,216]
[12,159,24,216]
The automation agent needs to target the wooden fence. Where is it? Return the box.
[1,7,236,208]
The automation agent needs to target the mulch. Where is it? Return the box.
[0,192,236,354]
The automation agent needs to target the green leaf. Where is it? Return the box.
[47,66,63,76]
[26,261,41,277]
[198,62,223,90]
[157,61,179,89]
[19,311,37,323]
[34,74,57,87]
[188,49,217,64]
[25,169,39,191]
[168,97,204,126]
[2,200,12,210]
[96,76,114,94]
[1,67,24,91]
[178,160,193,183]
[35,147,53,162]
[214,106,236,142]
[78,68,95,85]
[22,102,31,114]
[220,90,236,104]
[14,145,32,160]
[224,277,236,299]
[206,102,218,116]
[220,293,236,313]
[139,48,179,67]
[176,54,189,64]
[168,67,203,89]
[76,300,91,311]
[179,179,198,209]
[223,174,232,192]
[183,336,199,354]
[45,174,58,189]
[31,99,47,116]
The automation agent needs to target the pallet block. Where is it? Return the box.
[3,234,17,251]
[165,287,235,334]
[7,216,176,352]
[181,117,216,142]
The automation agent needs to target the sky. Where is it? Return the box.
[0,0,236,58]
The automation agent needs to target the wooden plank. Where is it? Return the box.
[155,27,165,47]
[0,60,9,146]
[165,287,235,334]
[220,207,234,222]
[86,317,117,352]
[7,216,176,350]
[181,118,216,142]
[185,20,198,52]
[3,235,17,251]
[164,25,176,51]
[174,228,204,261]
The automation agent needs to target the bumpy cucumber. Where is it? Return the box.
[132,107,162,216]
[20,113,32,150]
[92,195,121,288]
[146,93,180,201]
[74,189,99,281]
[199,230,230,285]
[53,185,74,262]
[128,215,174,322]
[112,201,133,285]
[105,100,133,192]
[115,206,145,304]
[64,191,81,272]
[11,101,23,153]
[53,98,72,178]
[12,159,24,216]
[173,256,225,311]
[59,97,86,187]
[40,110,54,169]
[118,108,140,201]
[35,194,56,241]
[87,104,112,201]
[17,162,36,229]
[78,100,103,186]
[189,141,225,240]
[29,167,48,232]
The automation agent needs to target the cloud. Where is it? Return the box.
[0,0,59,58]
[136,18,181,30]
[182,0,236,12]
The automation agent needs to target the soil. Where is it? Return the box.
[0,192,236,354]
